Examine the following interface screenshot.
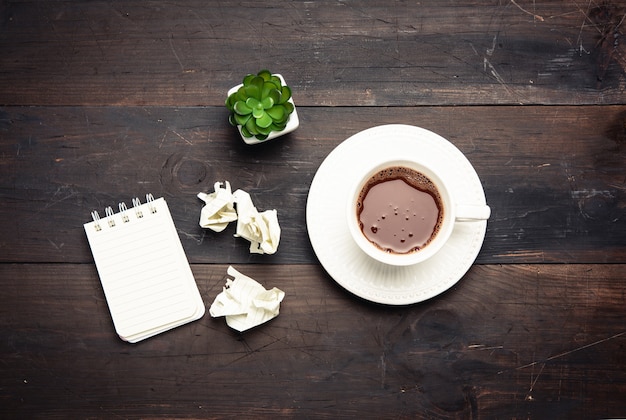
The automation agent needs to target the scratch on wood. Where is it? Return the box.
[468,344,505,351]
[171,129,193,145]
[486,34,497,57]
[493,250,547,261]
[483,54,518,99]
[588,2,626,84]
[484,59,505,84]
[47,239,64,250]
[514,331,626,371]
[575,0,594,56]
[177,229,204,244]
[169,35,185,72]
[510,0,545,22]
[525,362,545,401]
[43,186,79,211]
[380,353,386,389]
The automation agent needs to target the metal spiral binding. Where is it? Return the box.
[91,194,155,230]
[91,211,102,231]
[132,197,143,218]
[119,202,130,223]
[105,207,115,228]
[146,193,157,214]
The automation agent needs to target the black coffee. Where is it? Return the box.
[356,166,444,254]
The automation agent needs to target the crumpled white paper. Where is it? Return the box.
[209,266,285,332]
[197,182,280,254]
[197,181,238,232]
[232,189,281,255]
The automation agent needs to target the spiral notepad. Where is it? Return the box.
[84,194,205,343]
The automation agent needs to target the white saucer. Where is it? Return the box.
[306,124,488,305]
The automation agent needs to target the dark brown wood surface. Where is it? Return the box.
[1,1,625,418]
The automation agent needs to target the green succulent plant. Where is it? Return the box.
[226,70,295,141]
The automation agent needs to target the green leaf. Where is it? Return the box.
[235,86,247,101]
[225,93,236,110]
[272,121,287,131]
[261,82,272,99]
[245,117,259,135]
[267,78,281,90]
[257,69,272,81]
[265,105,285,121]
[241,125,252,138]
[256,133,269,140]
[245,97,261,109]
[234,100,252,115]
[261,96,274,109]
[242,74,256,86]
[262,82,280,99]
[252,76,265,98]
[256,112,273,128]
[233,113,251,126]
[252,107,265,119]
[274,105,291,123]
[270,75,282,87]
[244,84,260,101]
[267,88,281,104]
[279,85,292,103]
[283,101,294,115]
[243,77,264,100]
[257,124,273,135]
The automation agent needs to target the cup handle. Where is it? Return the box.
[455,204,491,221]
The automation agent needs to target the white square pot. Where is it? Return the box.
[227,74,299,145]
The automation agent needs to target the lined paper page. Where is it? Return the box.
[84,197,203,340]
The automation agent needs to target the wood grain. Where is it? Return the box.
[1,105,624,264]
[1,0,624,106]
[1,263,624,418]
[1,0,625,418]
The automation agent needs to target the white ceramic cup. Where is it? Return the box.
[346,159,490,266]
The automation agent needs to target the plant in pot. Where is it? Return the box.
[226,70,299,144]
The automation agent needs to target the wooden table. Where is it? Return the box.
[2,1,625,418]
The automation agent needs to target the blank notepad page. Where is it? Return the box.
[84,195,204,342]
